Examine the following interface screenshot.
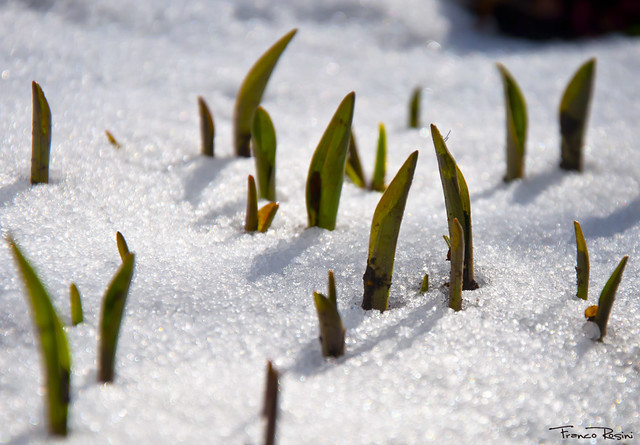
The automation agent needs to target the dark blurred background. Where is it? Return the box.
[458,0,640,39]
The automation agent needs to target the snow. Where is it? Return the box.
[1,0,640,443]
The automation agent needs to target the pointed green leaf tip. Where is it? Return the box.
[497,63,527,182]
[431,124,477,290]
[251,106,277,201]
[409,86,421,128]
[31,81,52,185]
[98,252,135,382]
[573,221,589,301]
[245,175,259,232]
[420,273,429,293]
[233,28,297,157]
[370,123,387,192]
[198,96,215,157]
[362,151,418,311]
[592,255,628,341]
[70,283,83,326]
[560,58,596,171]
[345,131,366,188]
[313,270,345,358]
[8,237,70,436]
[449,217,464,311]
[306,92,356,230]
[116,231,129,262]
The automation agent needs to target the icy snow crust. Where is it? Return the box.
[1,1,640,443]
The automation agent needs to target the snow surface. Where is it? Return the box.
[1,1,640,443]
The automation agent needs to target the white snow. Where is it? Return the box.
[1,1,640,444]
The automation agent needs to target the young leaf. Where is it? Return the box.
[345,131,366,188]
[31,81,52,185]
[70,283,83,326]
[592,255,628,341]
[559,58,596,171]
[420,273,429,293]
[573,220,589,301]
[257,202,279,233]
[497,63,527,182]
[233,29,297,157]
[370,123,387,192]
[431,124,477,290]
[313,270,345,358]
[449,218,464,311]
[98,252,135,382]
[408,86,421,128]
[116,231,129,262]
[306,92,356,230]
[362,151,418,311]
[263,360,279,445]
[198,96,215,157]
[245,175,259,232]
[8,237,70,436]
[105,130,122,149]
[251,106,277,201]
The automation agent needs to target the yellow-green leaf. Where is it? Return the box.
[362,151,418,311]
[370,123,387,192]
[31,81,52,185]
[8,237,70,435]
[408,87,421,128]
[573,220,589,301]
[593,255,628,341]
[497,63,527,181]
[116,231,129,262]
[70,283,83,326]
[257,202,279,233]
[306,92,355,230]
[233,29,297,157]
[345,131,366,188]
[98,253,135,382]
[198,96,215,157]
[245,175,258,232]
[105,130,122,149]
[251,106,277,201]
[449,218,464,311]
[313,271,345,358]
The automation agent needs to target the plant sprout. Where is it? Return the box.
[345,131,366,188]
[98,252,135,383]
[8,236,70,436]
[233,28,297,157]
[497,63,527,182]
[69,283,83,326]
[251,106,277,201]
[420,273,429,293]
[31,81,52,185]
[116,231,129,262]
[198,96,215,157]
[559,58,596,171]
[586,255,628,341]
[245,175,279,233]
[408,86,421,128]
[431,124,478,290]
[313,270,345,358]
[449,218,464,311]
[362,151,419,311]
[105,130,122,149]
[263,360,279,445]
[370,123,387,192]
[306,92,355,230]
[573,220,589,300]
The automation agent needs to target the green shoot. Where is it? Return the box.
[573,221,589,300]
[560,58,596,171]
[313,270,345,358]
[116,231,129,262]
[245,175,279,233]
[98,252,135,383]
[497,63,527,182]
[408,86,421,128]
[31,81,52,185]
[8,237,70,436]
[431,124,478,290]
[70,283,83,326]
[362,151,418,311]
[370,123,387,192]
[449,218,464,311]
[233,29,297,157]
[306,92,355,230]
[589,255,628,341]
[345,131,366,188]
[420,273,429,293]
[105,130,122,149]
[198,96,215,157]
[251,106,277,201]
[263,360,279,445]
